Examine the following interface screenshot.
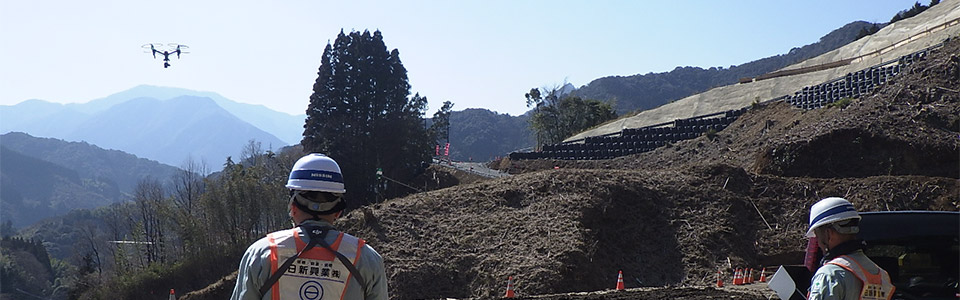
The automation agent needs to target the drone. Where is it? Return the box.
[142,43,189,68]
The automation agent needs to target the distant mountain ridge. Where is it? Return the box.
[0,132,183,228]
[69,95,286,167]
[74,85,306,144]
[441,22,881,160]
[1,87,293,168]
[572,21,882,114]
[0,21,881,166]
[0,132,183,195]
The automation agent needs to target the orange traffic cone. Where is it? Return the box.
[169,289,175,300]
[504,276,515,298]
[759,268,767,283]
[716,269,724,287]
[733,268,742,285]
[748,268,755,284]
[616,270,625,291]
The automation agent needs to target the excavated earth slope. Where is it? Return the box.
[183,27,959,300]
[339,35,957,300]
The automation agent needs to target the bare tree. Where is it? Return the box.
[133,178,168,265]
[77,222,103,276]
[171,158,207,256]
[173,158,207,212]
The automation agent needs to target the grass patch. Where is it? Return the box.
[827,97,854,109]
[705,128,718,139]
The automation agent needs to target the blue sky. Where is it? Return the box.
[0,1,929,116]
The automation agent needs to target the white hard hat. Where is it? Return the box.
[286,153,346,193]
[806,197,861,237]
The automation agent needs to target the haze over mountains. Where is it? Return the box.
[0,17,897,232]
[0,19,884,166]
[1,85,300,168]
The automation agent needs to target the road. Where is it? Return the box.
[434,159,510,178]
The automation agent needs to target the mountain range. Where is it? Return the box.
[1,19,876,165]
[0,19,884,185]
[0,18,903,244]
[440,20,887,161]
[1,85,298,168]
[572,21,882,114]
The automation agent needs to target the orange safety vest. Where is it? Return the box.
[827,255,896,300]
[266,227,365,300]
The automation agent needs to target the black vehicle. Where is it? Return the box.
[856,211,958,300]
[770,211,958,300]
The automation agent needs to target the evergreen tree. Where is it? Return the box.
[302,30,431,206]
[0,220,14,237]
[429,101,454,145]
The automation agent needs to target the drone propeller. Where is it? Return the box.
[141,44,159,58]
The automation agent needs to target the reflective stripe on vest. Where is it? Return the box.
[827,255,896,300]
[266,228,365,300]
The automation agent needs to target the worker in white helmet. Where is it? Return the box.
[806,197,894,300]
[231,153,388,300]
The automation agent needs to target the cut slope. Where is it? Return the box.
[617,36,957,179]
[573,21,881,115]
[569,0,960,141]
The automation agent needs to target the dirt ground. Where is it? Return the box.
[346,36,957,300]
[517,286,771,300]
[184,38,959,300]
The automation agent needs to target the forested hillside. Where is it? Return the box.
[0,236,58,299]
[0,132,183,196]
[0,143,302,299]
[447,109,533,161]
[0,146,121,228]
[0,132,183,228]
[572,21,881,114]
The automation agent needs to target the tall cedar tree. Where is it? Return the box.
[302,30,431,207]
[429,101,454,145]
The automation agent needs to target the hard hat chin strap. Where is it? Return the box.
[291,198,323,221]
[289,191,345,219]
[830,222,859,235]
